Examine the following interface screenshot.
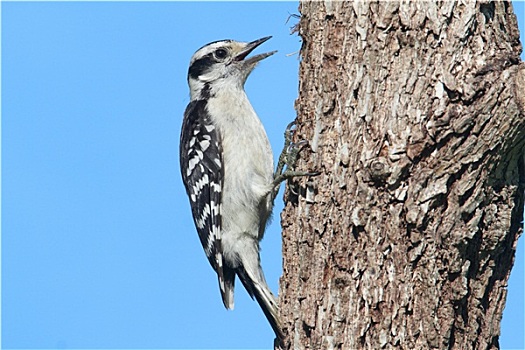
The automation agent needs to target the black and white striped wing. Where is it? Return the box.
[180,100,226,294]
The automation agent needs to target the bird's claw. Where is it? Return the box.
[285,140,309,171]
[285,120,296,133]
[287,139,308,152]
[283,121,297,150]
[271,122,319,201]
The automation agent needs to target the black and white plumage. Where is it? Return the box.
[179,37,283,343]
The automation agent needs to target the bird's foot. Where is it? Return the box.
[271,121,320,200]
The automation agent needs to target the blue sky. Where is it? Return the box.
[1,2,523,349]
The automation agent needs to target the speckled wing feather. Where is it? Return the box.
[179,100,231,304]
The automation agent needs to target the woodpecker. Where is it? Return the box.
[179,36,314,346]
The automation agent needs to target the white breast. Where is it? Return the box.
[207,84,274,244]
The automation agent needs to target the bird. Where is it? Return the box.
[179,36,315,346]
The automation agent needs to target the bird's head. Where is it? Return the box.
[187,36,276,100]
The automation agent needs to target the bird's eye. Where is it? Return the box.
[214,48,228,60]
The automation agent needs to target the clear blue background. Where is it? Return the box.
[2,2,523,349]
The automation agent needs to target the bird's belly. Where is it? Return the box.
[207,90,274,241]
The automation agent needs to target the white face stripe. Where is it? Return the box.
[189,40,247,66]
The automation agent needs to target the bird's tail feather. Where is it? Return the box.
[237,265,284,344]
[220,266,236,309]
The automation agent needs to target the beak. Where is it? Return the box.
[233,36,277,64]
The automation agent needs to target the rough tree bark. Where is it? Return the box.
[279,2,524,349]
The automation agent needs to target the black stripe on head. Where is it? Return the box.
[188,54,215,80]
[188,39,233,80]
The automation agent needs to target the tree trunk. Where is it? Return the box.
[279,1,524,349]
